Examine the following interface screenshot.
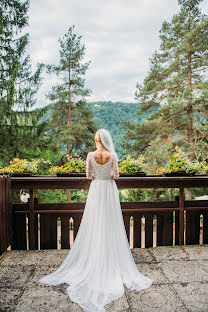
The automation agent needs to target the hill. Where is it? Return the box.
[86,101,140,157]
[32,101,143,158]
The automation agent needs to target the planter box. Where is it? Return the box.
[11,172,33,177]
[119,172,147,177]
[163,171,195,177]
[56,173,86,177]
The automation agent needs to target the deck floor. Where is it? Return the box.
[1,245,208,311]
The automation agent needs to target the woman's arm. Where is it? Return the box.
[112,152,119,179]
[86,152,93,179]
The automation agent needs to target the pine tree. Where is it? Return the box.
[0,0,44,161]
[0,0,43,114]
[0,0,29,117]
[0,106,54,164]
[123,0,208,168]
[46,25,97,158]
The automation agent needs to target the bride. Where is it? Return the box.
[39,128,153,311]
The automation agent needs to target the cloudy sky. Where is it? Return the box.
[25,0,208,109]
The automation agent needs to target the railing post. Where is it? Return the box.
[179,188,184,245]
[29,189,35,250]
[0,176,4,255]
[0,175,12,255]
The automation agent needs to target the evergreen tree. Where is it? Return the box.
[123,0,208,169]
[0,0,43,113]
[0,0,29,116]
[0,0,44,161]
[46,25,97,158]
[0,105,54,164]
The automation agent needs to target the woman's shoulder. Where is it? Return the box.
[86,151,93,159]
[111,151,118,157]
[88,150,117,158]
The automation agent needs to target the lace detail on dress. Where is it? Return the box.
[86,151,119,180]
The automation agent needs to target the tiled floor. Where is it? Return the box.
[1,245,208,311]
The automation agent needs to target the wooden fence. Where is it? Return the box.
[0,175,12,255]
[7,176,208,251]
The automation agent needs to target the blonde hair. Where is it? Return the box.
[95,130,101,142]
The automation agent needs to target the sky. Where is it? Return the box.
[25,0,208,110]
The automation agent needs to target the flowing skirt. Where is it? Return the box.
[39,178,153,311]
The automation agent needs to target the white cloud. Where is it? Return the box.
[25,0,208,109]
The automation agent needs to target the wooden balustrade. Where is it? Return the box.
[8,176,208,251]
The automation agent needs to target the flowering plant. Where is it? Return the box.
[48,155,86,174]
[0,158,51,175]
[157,147,208,175]
[119,155,148,173]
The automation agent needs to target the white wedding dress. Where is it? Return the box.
[39,151,153,311]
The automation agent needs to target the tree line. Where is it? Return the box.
[0,0,207,173]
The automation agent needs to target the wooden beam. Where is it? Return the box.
[179,188,184,245]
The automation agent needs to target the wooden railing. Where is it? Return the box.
[8,175,208,251]
[0,175,12,255]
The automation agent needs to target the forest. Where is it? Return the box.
[27,101,143,159]
[0,0,207,202]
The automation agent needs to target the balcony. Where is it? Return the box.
[1,245,208,311]
[0,175,208,311]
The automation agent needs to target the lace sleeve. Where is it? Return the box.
[86,152,93,179]
[112,152,119,179]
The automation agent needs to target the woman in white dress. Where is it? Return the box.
[39,128,153,312]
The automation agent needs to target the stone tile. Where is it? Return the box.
[14,286,129,312]
[0,288,22,311]
[161,260,208,283]
[0,250,7,263]
[2,247,208,311]
[148,246,189,262]
[15,287,82,312]
[105,294,129,311]
[182,245,208,260]
[26,265,61,288]
[26,267,130,311]
[172,282,208,312]
[0,249,69,266]
[126,284,187,311]
[136,263,169,285]
[0,265,34,289]
[0,250,20,265]
[131,248,155,263]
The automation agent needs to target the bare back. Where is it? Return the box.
[93,150,111,165]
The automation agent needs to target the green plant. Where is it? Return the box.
[158,147,208,175]
[33,158,52,175]
[48,155,86,174]
[119,155,148,173]
[0,158,51,175]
